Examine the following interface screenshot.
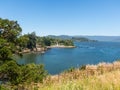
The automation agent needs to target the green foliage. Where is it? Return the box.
[42,37,51,46]
[37,37,74,46]
[0,37,18,63]
[0,46,12,61]
[0,61,21,85]
[36,36,45,47]
[0,18,22,43]
[16,32,37,51]
[0,38,13,63]
[0,38,16,53]
[21,63,47,83]
[0,38,7,45]
[59,39,74,46]
[72,37,97,42]
[17,35,29,49]
[0,60,47,85]
[27,32,37,50]
[0,18,22,54]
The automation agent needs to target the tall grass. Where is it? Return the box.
[3,61,120,90]
[38,61,120,90]
[39,70,120,90]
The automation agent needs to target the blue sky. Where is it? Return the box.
[0,0,120,36]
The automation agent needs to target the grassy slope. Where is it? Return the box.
[39,70,120,90]
[38,61,120,90]
[5,61,120,90]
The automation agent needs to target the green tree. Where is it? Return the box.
[42,37,51,46]
[21,63,47,83]
[0,46,12,61]
[27,32,37,50]
[0,61,47,85]
[0,61,21,85]
[0,38,13,63]
[17,35,29,50]
[0,18,22,43]
[36,36,45,47]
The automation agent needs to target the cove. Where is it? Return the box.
[15,41,120,75]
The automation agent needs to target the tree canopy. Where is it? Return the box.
[0,18,22,43]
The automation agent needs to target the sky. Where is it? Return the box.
[0,0,120,36]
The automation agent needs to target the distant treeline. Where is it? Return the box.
[71,37,97,42]
[47,35,97,42]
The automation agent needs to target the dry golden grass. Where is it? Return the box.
[8,61,120,90]
[37,61,120,90]
[38,70,120,90]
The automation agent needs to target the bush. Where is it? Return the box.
[0,61,22,85]
[0,46,12,62]
[21,63,47,83]
[0,61,47,85]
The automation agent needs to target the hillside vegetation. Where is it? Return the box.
[2,61,120,90]
[38,61,120,90]
[40,70,120,90]
[47,35,97,42]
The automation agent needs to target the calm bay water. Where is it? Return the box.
[16,42,120,75]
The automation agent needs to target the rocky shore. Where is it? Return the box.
[20,47,47,53]
[20,45,75,54]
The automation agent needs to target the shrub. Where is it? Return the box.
[0,60,21,85]
[21,63,47,83]
[0,61,47,85]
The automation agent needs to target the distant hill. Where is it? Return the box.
[47,35,96,42]
[82,36,120,42]
[47,35,72,39]
[71,37,97,42]
[47,35,120,42]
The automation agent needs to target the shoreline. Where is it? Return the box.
[47,45,76,48]
[50,60,120,76]
[19,47,47,54]
[19,45,75,54]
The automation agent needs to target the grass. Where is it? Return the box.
[39,70,120,90]
[37,61,120,90]
[2,61,120,90]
